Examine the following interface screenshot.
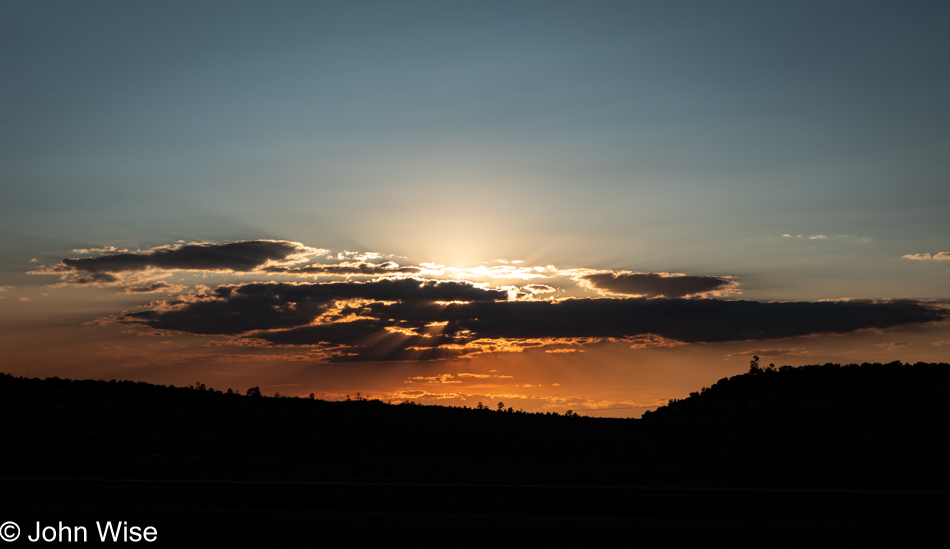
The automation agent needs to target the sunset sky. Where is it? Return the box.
[2,1,948,416]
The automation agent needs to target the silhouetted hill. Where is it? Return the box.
[636,361,950,487]
[2,361,949,489]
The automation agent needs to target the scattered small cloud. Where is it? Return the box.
[406,374,461,384]
[625,334,683,349]
[777,234,870,244]
[931,340,950,347]
[73,246,127,255]
[61,272,120,286]
[263,261,421,276]
[873,341,911,351]
[727,347,810,358]
[124,282,182,294]
[903,252,950,261]
[522,284,556,294]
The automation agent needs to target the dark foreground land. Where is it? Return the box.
[2,361,948,543]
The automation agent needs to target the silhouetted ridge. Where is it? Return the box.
[638,361,950,483]
[2,361,948,488]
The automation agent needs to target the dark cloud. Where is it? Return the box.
[61,240,312,273]
[367,298,942,342]
[122,279,507,335]
[124,282,173,293]
[254,319,467,362]
[581,272,734,298]
[66,272,120,285]
[118,275,945,361]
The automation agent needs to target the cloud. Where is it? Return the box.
[727,347,810,358]
[263,261,421,276]
[397,299,941,342]
[114,278,944,362]
[780,234,829,239]
[54,272,121,285]
[73,246,126,254]
[778,234,870,244]
[523,284,555,294]
[57,240,319,274]
[578,271,736,298]
[514,283,558,301]
[120,279,507,337]
[124,282,179,293]
[405,374,462,384]
[873,341,911,351]
[903,252,950,261]
[33,238,949,364]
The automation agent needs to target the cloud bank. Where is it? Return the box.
[34,238,947,363]
[117,280,944,362]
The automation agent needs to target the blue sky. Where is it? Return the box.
[2,1,948,414]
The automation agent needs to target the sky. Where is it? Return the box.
[2,1,948,417]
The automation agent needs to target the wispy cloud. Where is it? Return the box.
[124,282,183,294]
[263,261,421,276]
[778,234,871,243]
[873,341,911,351]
